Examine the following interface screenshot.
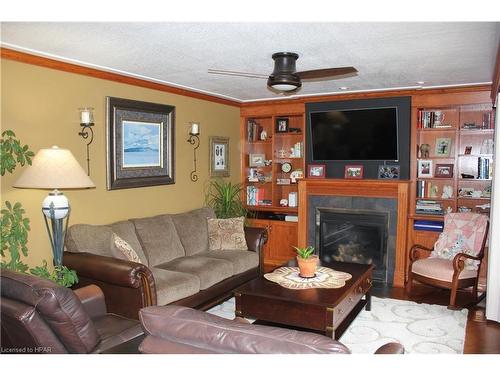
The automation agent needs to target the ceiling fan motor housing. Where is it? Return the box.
[267,52,302,90]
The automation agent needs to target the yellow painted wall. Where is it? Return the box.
[1,59,241,268]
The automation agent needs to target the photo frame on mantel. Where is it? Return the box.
[106,97,175,190]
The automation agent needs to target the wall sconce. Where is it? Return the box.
[187,122,200,182]
[78,107,94,176]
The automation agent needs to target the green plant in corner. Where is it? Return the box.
[293,245,315,259]
[205,179,247,219]
[30,260,79,288]
[1,130,34,272]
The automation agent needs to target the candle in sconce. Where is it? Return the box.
[190,122,200,135]
[80,108,93,125]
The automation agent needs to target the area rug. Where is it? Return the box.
[207,296,468,354]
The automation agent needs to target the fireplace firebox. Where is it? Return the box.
[315,208,390,283]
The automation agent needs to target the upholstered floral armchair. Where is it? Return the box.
[407,212,489,309]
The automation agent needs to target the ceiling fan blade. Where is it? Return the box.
[207,69,268,79]
[296,67,358,80]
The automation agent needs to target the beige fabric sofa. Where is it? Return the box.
[64,207,267,319]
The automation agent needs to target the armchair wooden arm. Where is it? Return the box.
[409,244,434,262]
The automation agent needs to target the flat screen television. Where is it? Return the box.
[309,107,399,161]
[305,96,411,180]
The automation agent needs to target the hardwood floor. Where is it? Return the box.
[371,282,500,354]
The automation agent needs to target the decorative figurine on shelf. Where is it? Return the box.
[430,184,439,198]
[290,169,304,183]
[260,130,268,141]
[277,148,288,159]
[279,198,288,207]
[446,206,453,214]
[419,143,430,158]
[441,185,453,199]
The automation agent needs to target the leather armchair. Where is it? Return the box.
[138,305,404,354]
[1,269,143,354]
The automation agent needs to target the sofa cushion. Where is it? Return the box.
[65,224,114,258]
[111,220,148,265]
[132,215,185,266]
[150,268,201,305]
[111,234,142,264]
[208,217,248,251]
[171,207,215,256]
[156,256,233,290]
[198,250,258,274]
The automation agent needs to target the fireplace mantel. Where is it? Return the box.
[298,179,410,287]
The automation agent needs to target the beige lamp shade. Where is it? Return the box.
[13,146,95,189]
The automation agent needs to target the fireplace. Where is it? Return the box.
[315,208,390,283]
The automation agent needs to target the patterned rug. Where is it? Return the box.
[207,296,468,354]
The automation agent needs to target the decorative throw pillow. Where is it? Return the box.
[208,217,248,251]
[111,233,142,264]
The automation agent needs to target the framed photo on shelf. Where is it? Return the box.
[435,138,452,157]
[434,163,454,178]
[464,146,472,155]
[209,136,230,177]
[417,159,433,178]
[106,96,175,190]
[249,153,266,167]
[308,164,326,178]
[275,118,289,133]
[377,165,400,180]
[344,165,363,179]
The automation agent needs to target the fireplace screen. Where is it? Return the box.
[315,208,389,283]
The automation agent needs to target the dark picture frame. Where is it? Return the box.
[276,118,289,133]
[377,165,400,180]
[435,163,454,178]
[308,164,326,178]
[106,97,175,190]
[209,136,230,177]
[344,165,364,179]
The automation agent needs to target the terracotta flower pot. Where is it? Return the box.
[297,255,318,278]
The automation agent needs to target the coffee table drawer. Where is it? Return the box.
[235,294,327,332]
[331,276,371,328]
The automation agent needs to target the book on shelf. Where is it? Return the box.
[247,120,263,142]
[246,185,270,206]
[415,199,444,215]
[477,157,493,179]
[413,220,444,232]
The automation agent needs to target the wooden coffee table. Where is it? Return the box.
[234,261,373,340]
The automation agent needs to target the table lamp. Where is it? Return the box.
[13,146,95,270]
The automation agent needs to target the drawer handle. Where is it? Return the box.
[366,279,372,286]
[338,308,344,315]
[357,286,363,293]
[349,296,354,303]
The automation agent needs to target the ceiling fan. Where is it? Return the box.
[208,52,357,92]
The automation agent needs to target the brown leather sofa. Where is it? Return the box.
[138,305,404,354]
[1,269,143,354]
[63,207,267,320]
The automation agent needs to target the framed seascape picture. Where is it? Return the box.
[106,97,175,190]
[249,153,266,167]
[209,136,230,177]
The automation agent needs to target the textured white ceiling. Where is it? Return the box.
[1,22,499,102]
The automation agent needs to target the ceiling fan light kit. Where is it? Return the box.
[267,52,302,92]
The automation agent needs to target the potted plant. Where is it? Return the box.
[205,179,247,219]
[293,245,318,278]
